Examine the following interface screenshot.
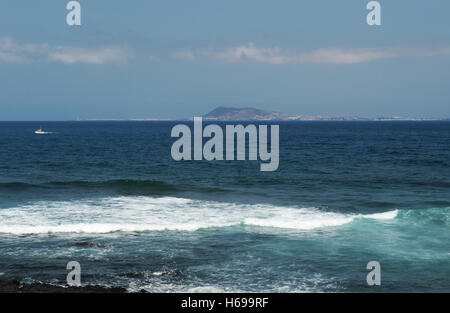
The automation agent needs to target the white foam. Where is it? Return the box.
[244,208,398,230]
[362,210,398,220]
[0,196,398,235]
[186,286,226,293]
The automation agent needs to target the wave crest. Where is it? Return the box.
[0,196,399,235]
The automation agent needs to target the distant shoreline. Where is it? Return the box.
[1,106,449,122]
[0,279,128,293]
[75,118,450,122]
[0,119,449,122]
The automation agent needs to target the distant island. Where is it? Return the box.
[203,107,286,121]
[203,107,447,121]
[79,106,449,121]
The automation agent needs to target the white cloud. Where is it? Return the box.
[3,37,450,66]
[0,51,28,64]
[171,43,450,65]
[214,43,288,65]
[49,47,132,64]
[0,37,132,65]
[297,48,397,65]
[0,37,48,63]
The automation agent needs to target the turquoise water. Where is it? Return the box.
[0,121,449,292]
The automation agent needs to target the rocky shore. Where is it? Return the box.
[0,280,128,293]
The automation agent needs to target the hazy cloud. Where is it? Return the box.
[0,37,48,63]
[3,38,449,66]
[0,37,132,65]
[171,43,450,65]
[49,47,132,65]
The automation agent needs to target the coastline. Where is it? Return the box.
[0,279,129,293]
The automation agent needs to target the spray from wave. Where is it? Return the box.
[0,196,398,235]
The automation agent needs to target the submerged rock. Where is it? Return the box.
[0,280,127,293]
[72,242,106,248]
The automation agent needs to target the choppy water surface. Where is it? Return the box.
[0,121,449,292]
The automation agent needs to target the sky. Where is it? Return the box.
[0,0,449,120]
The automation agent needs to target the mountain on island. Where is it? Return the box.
[203,107,286,121]
[79,107,448,121]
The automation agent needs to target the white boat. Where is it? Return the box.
[35,127,47,135]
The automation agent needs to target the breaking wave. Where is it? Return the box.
[0,196,399,235]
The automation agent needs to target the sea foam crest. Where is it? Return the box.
[0,196,398,235]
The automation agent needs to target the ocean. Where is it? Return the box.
[0,121,449,292]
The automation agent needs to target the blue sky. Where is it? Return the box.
[0,0,449,120]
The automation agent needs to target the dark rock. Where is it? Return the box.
[0,280,127,293]
[0,280,20,293]
[72,242,106,248]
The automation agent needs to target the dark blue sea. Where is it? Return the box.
[0,121,449,292]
